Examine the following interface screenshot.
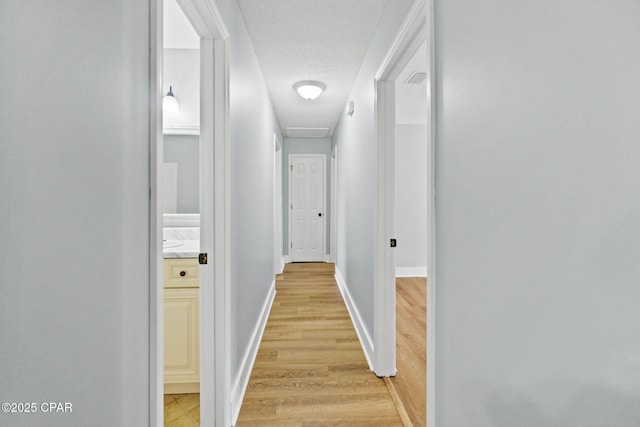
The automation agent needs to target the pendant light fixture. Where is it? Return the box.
[293,80,326,100]
[162,86,180,117]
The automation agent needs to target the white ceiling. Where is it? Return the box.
[164,1,426,133]
[164,0,199,50]
[238,0,385,137]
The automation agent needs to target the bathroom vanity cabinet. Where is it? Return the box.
[164,258,199,394]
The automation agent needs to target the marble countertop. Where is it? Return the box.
[163,226,200,258]
[163,239,200,258]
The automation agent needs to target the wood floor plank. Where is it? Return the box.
[390,277,427,426]
[236,263,404,426]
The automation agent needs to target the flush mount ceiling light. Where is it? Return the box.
[162,86,180,117]
[293,80,326,100]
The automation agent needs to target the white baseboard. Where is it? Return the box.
[334,267,374,371]
[278,257,285,274]
[231,280,276,425]
[164,382,199,394]
[282,255,330,264]
[396,266,427,278]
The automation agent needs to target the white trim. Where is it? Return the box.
[330,146,337,263]
[163,125,200,135]
[373,78,397,377]
[210,36,232,427]
[425,2,437,426]
[373,0,436,424]
[334,267,375,371]
[176,1,232,425]
[288,154,327,263]
[177,0,230,40]
[395,267,428,278]
[375,1,428,82]
[324,255,331,263]
[283,255,291,264]
[274,133,284,276]
[198,35,217,426]
[149,0,163,425]
[231,281,276,425]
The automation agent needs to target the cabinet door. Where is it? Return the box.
[164,288,199,384]
[164,258,199,288]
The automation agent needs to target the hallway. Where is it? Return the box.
[236,263,403,426]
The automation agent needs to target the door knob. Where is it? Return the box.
[318,213,322,217]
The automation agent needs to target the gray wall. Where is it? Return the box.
[0,1,149,426]
[215,0,283,384]
[395,124,428,273]
[163,48,199,129]
[435,0,640,425]
[163,49,200,214]
[283,137,332,257]
[332,0,414,341]
[0,0,282,424]
[164,135,199,213]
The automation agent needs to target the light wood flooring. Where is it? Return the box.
[236,262,404,426]
[163,265,427,426]
[389,277,427,426]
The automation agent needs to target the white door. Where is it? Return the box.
[290,155,325,262]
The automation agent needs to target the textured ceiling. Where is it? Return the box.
[238,0,385,137]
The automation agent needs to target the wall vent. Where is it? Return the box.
[406,71,427,85]
[285,127,330,138]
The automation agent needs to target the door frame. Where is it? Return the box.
[149,1,162,424]
[330,146,338,263]
[373,0,436,425]
[274,133,284,274]
[150,0,231,425]
[288,153,327,263]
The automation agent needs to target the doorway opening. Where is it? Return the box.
[161,1,201,417]
[150,0,231,425]
[387,40,429,427]
[373,0,435,425]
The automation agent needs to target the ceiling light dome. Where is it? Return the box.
[293,80,326,100]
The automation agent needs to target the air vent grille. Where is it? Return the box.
[406,71,427,85]
[285,127,330,138]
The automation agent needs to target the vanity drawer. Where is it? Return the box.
[164,258,199,288]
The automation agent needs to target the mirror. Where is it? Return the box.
[162,43,200,214]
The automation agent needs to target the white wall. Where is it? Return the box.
[395,125,428,276]
[214,0,283,385]
[332,0,414,344]
[282,137,332,257]
[0,1,150,426]
[435,0,640,425]
[163,48,199,130]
